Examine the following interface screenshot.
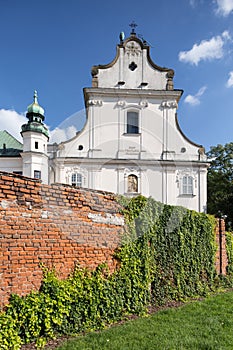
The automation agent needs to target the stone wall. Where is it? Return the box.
[0,172,124,307]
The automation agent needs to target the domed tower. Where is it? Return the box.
[21,91,49,183]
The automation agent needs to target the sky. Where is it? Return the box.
[0,0,233,150]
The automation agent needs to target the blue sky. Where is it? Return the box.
[0,0,233,150]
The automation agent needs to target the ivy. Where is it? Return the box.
[226,231,233,276]
[0,196,226,348]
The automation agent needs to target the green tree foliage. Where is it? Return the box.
[207,142,233,230]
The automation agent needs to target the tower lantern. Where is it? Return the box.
[21,91,49,183]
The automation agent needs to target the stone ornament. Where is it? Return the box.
[166,69,174,91]
[116,100,126,107]
[160,100,178,109]
[88,100,103,106]
[127,174,138,193]
[139,100,148,108]
[91,66,99,77]
[125,41,141,57]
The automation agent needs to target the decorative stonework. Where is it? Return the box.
[57,144,65,150]
[166,70,174,91]
[91,66,99,87]
[139,100,148,108]
[176,170,197,191]
[177,169,196,176]
[91,66,99,77]
[66,166,87,186]
[125,41,141,57]
[198,147,205,155]
[160,100,178,109]
[116,101,148,110]
[127,174,138,193]
[116,100,126,107]
[124,168,140,176]
[88,100,103,106]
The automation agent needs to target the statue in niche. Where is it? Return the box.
[128,174,138,193]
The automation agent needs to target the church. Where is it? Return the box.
[0,27,208,212]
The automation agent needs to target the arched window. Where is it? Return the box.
[182,175,193,195]
[71,173,82,187]
[128,174,138,193]
[127,111,139,134]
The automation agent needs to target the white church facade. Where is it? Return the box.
[0,28,208,212]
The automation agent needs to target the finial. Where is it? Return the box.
[129,21,137,35]
[34,90,38,104]
[119,31,125,43]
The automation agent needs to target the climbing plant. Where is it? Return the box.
[120,196,217,303]
[0,196,220,348]
[226,231,233,276]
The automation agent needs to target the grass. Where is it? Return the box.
[57,291,233,350]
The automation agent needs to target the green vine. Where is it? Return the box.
[226,231,233,276]
[0,196,222,348]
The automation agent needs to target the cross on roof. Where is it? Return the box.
[129,21,137,34]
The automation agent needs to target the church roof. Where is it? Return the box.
[27,90,45,117]
[0,130,23,157]
[21,91,49,138]
[90,25,176,92]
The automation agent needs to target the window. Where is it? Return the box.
[71,173,82,187]
[182,176,193,195]
[127,111,139,134]
[35,141,39,149]
[128,174,138,193]
[34,170,41,179]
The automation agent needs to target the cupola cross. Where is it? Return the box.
[129,21,137,35]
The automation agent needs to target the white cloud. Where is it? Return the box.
[215,0,233,16]
[50,125,78,143]
[0,108,85,144]
[226,71,233,87]
[222,30,231,40]
[184,86,207,106]
[49,109,86,143]
[178,31,231,65]
[0,109,27,142]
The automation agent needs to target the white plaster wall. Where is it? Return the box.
[98,45,167,90]
[22,131,48,153]
[143,166,163,201]
[0,158,22,173]
[21,153,48,184]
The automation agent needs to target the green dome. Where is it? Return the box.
[27,90,44,116]
[21,90,49,139]
[21,122,49,138]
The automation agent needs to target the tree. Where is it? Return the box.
[207,142,233,230]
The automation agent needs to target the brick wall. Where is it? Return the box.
[0,172,124,308]
[215,218,228,275]
[0,171,228,309]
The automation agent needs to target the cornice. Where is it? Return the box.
[54,157,209,168]
[83,87,183,107]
